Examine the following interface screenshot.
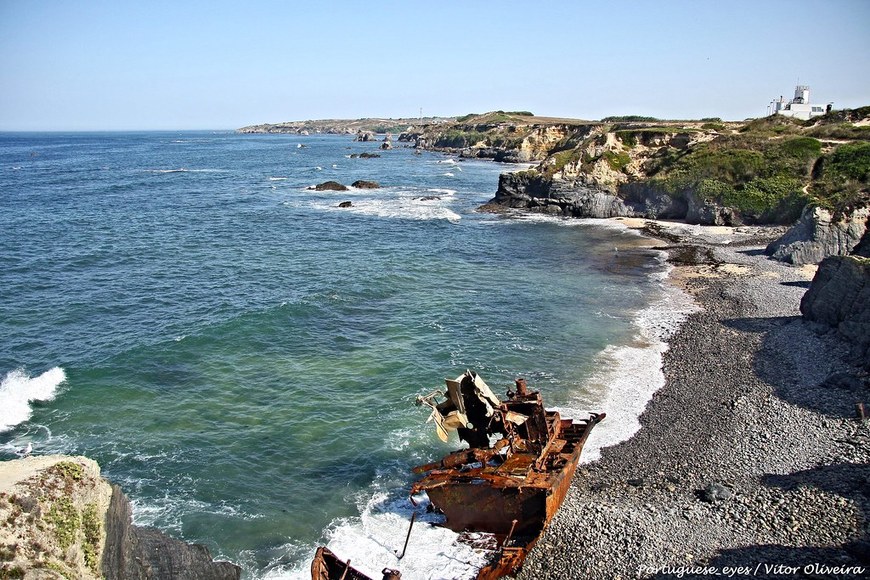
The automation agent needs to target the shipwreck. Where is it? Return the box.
[311,370,604,580]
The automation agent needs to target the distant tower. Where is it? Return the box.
[793,85,810,104]
[419,107,423,122]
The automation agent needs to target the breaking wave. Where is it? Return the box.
[559,258,699,462]
[0,367,66,432]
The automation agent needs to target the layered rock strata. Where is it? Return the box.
[0,455,239,580]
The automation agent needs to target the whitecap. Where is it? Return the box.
[268,177,288,181]
[0,367,66,432]
[442,172,454,177]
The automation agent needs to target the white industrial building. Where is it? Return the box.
[769,85,830,120]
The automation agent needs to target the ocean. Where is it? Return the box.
[0,131,694,579]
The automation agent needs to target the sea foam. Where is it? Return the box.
[0,367,66,432]
[559,258,699,462]
[265,489,487,580]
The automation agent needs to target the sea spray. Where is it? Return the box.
[0,367,66,432]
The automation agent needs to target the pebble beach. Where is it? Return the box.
[516,221,869,579]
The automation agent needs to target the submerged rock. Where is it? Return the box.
[351,180,380,189]
[338,201,352,208]
[309,181,348,191]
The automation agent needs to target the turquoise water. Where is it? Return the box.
[0,132,675,578]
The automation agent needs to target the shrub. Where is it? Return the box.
[603,151,631,172]
[827,142,870,182]
[81,504,101,573]
[723,176,806,221]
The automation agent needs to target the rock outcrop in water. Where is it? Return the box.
[310,181,348,191]
[0,455,239,580]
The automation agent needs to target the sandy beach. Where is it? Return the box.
[516,221,869,579]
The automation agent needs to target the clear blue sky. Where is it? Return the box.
[1,0,868,130]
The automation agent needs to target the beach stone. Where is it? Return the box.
[699,482,733,503]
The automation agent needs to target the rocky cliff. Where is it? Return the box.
[0,455,239,580]
[765,206,870,265]
[801,255,870,369]
[473,110,869,248]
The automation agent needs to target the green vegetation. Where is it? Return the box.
[810,141,870,215]
[434,130,487,148]
[455,111,533,124]
[827,141,870,181]
[615,127,698,148]
[81,504,101,574]
[603,151,631,172]
[638,119,851,222]
[47,498,79,551]
[543,149,583,177]
[602,115,661,122]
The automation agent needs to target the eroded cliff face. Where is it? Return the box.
[490,126,734,222]
[766,207,870,265]
[0,455,239,580]
[801,255,870,368]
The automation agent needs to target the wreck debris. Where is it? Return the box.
[412,370,605,578]
[311,370,604,579]
[311,547,401,580]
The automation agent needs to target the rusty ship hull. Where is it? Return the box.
[411,372,605,578]
[417,416,596,537]
[311,371,604,580]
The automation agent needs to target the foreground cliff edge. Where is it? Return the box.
[0,455,240,580]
